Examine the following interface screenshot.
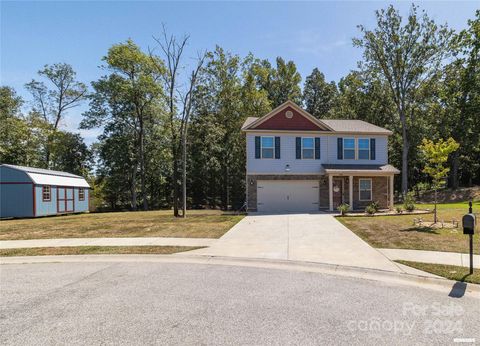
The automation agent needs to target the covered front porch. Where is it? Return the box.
[322,164,400,211]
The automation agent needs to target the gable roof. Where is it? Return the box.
[241,101,392,135]
[1,164,91,188]
[242,101,333,131]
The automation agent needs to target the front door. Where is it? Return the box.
[332,178,343,208]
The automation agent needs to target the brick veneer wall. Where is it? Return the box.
[246,174,390,211]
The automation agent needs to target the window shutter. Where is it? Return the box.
[370,138,376,160]
[275,137,281,159]
[255,136,261,159]
[315,138,321,160]
[337,138,343,160]
[296,137,301,159]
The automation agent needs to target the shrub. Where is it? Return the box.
[370,201,380,212]
[337,203,350,216]
[365,205,376,215]
[395,206,403,214]
[403,191,416,212]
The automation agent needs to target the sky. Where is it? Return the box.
[1,1,478,145]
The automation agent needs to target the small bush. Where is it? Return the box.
[395,206,403,214]
[403,191,416,212]
[337,203,350,216]
[370,201,380,212]
[365,205,376,215]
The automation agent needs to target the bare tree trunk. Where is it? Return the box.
[451,150,459,189]
[400,112,409,195]
[172,143,179,217]
[434,188,437,223]
[131,165,137,211]
[181,128,187,218]
[139,117,148,211]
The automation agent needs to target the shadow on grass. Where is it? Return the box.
[399,226,440,234]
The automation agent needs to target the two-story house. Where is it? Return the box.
[242,101,399,213]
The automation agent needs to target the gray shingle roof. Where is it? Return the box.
[241,117,259,130]
[320,120,392,134]
[322,164,400,174]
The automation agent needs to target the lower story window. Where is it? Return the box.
[42,186,51,202]
[359,179,372,201]
[79,188,85,201]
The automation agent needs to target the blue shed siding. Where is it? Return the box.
[74,188,89,213]
[35,185,58,216]
[0,183,34,218]
[0,166,31,182]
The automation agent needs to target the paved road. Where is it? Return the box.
[1,261,478,345]
[186,213,403,272]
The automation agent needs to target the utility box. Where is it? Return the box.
[462,214,476,235]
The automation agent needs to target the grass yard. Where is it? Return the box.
[338,202,480,254]
[0,246,202,257]
[396,261,480,284]
[0,210,244,240]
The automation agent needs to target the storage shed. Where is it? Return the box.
[0,164,90,218]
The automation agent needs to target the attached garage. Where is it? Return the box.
[257,180,319,213]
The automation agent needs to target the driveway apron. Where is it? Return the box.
[184,213,402,272]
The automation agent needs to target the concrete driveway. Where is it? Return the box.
[185,213,402,272]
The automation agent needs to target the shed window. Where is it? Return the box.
[302,137,314,159]
[79,188,85,201]
[358,139,370,160]
[359,179,372,201]
[343,138,355,160]
[42,186,51,202]
[261,136,274,159]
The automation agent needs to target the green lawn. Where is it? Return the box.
[397,261,480,284]
[338,202,480,254]
[0,210,244,240]
[0,246,202,257]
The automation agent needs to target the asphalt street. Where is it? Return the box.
[1,261,479,345]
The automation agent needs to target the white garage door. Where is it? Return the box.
[257,180,319,213]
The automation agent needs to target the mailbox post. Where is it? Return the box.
[462,201,476,275]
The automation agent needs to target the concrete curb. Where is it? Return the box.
[1,253,479,298]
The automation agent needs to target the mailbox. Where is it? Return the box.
[462,214,476,235]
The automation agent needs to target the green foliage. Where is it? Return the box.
[395,205,403,214]
[365,204,376,215]
[303,68,338,118]
[337,203,350,216]
[403,191,416,212]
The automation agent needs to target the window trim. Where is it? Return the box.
[79,188,85,201]
[42,185,51,202]
[343,138,356,160]
[301,137,315,160]
[260,136,275,159]
[359,178,373,201]
[357,138,370,160]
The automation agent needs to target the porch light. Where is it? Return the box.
[285,164,291,172]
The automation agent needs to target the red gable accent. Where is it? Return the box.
[253,106,323,131]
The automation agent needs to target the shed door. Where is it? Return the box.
[57,187,74,213]
[257,180,319,213]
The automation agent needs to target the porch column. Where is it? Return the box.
[328,175,333,211]
[389,175,394,210]
[349,176,353,211]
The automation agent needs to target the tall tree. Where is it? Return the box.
[303,68,338,118]
[353,4,452,194]
[150,27,205,218]
[252,57,302,107]
[25,63,87,166]
[82,40,165,210]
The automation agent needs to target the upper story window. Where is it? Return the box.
[42,186,51,202]
[359,179,372,201]
[261,136,274,159]
[343,138,355,160]
[79,188,85,201]
[358,138,370,160]
[302,138,314,159]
